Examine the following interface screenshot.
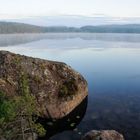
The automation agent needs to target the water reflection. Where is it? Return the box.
[80,93,140,140]
[38,97,88,140]
[1,33,140,47]
[0,33,140,140]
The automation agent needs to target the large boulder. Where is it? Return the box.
[0,51,88,119]
[82,130,125,140]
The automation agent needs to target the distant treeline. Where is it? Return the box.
[0,22,45,33]
[1,22,140,33]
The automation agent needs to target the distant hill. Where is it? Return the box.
[1,22,140,33]
[0,22,46,33]
[81,24,140,33]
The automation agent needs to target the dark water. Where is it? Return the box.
[0,33,140,140]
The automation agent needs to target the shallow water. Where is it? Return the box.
[0,33,140,140]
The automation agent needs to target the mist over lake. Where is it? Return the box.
[0,33,140,140]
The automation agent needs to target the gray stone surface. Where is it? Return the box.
[82,130,125,140]
[0,51,88,119]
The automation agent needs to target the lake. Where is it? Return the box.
[0,33,140,140]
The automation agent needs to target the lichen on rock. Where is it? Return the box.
[0,51,88,119]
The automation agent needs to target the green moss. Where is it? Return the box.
[34,123,46,137]
[0,90,17,129]
[33,75,42,84]
[58,85,68,98]
[66,78,78,91]
[13,56,21,65]
[39,63,46,70]
[58,78,78,98]
[19,72,30,96]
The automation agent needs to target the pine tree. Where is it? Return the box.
[0,72,46,140]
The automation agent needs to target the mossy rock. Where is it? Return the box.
[0,51,88,119]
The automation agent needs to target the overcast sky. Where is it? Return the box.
[0,0,139,19]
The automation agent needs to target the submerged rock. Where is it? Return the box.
[82,130,125,140]
[38,97,88,140]
[0,51,88,119]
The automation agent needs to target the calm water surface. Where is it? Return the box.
[0,33,140,140]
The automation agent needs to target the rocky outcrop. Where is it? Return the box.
[0,51,88,119]
[82,130,125,140]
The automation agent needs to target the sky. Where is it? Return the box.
[0,0,140,19]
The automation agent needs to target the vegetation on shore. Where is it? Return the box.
[0,72,46,140]
[1,22,140,33]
